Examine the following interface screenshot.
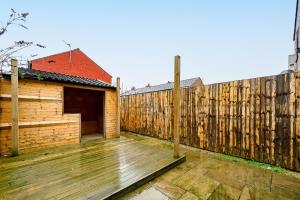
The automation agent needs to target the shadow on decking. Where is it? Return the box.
[0,133,185,200]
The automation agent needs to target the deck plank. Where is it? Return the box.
[0,135,185,199]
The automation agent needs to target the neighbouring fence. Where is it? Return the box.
[121,72,300,171]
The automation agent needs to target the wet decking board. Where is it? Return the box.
[0,136,185,200]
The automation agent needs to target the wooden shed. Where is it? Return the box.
[0,68,118,156]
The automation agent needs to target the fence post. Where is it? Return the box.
[116,77,121,137]
[11,59,19,156]
[173,55,180,158]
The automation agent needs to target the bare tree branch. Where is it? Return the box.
[0,9,29,36]
[0,9,46,73]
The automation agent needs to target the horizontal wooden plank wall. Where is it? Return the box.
[0,79,80,155]
[121,72,300,171]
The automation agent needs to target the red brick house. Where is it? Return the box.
[30,49,112,83]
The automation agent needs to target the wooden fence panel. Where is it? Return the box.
[295,72,300,171]
[120,72,300,171]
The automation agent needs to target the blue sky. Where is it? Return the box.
[0,0,296,89]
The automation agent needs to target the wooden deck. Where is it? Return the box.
[0,134,185,199]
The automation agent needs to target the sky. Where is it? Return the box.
[0,0,296,89]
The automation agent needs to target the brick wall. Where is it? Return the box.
[31,49,112,83]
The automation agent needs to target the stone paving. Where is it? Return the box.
[122,133,300,200]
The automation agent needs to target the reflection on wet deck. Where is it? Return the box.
[0,134,185,199]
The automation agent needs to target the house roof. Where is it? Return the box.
[2,68,115,89]
[122,77,202,96]
[30,48,112,83]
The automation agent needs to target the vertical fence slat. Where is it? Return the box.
[120,72,300,171]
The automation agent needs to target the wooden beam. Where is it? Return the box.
[11,59,19,156]
[0,119,79,129]
[0,94,62,101]
[62,83,113,92]
[116,77,121,136]
[173,55,180,158]
[79,114,82,143]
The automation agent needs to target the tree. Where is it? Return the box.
[0,9,45,73]
[0,8,29,36]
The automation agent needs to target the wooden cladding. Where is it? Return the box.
[121,72,300,171]
[0,77,118,155]
[0,79,80,155]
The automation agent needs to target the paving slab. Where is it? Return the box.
[154,181,185,199]
[208,184,241,200]
[123,133,300,200]
[179,192,199,200]
[239,186,251,200]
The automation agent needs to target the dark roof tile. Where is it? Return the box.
[2,68,115,89]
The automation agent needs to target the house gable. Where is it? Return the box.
[31,49,112,83]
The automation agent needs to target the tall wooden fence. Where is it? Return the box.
[121,72,300,171]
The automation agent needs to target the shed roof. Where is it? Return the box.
[2,68,115,89]
[122,77,201,96]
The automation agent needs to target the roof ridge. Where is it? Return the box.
[133,77,200,90]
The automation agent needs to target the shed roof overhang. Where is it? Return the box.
[1,68,116,89]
